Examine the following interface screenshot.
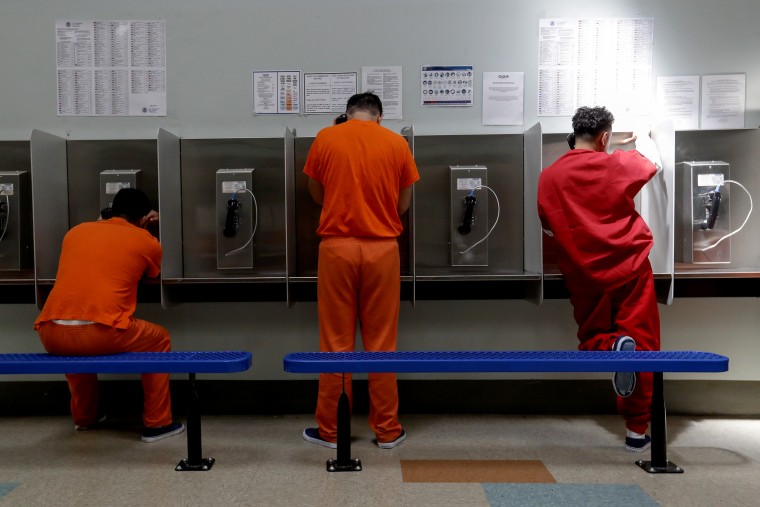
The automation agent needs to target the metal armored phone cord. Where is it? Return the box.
[224,187,259,257]
[459,185,500,256]
[699,179,753,253]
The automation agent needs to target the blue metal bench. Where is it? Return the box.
[0,351,252,471]
[284,350,729,474]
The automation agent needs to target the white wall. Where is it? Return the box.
[1,0,758,139]
[1,0,759,382]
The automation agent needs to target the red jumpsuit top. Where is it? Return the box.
[304,119,419,238]
[537,149,657,292]
[34,218,162,330]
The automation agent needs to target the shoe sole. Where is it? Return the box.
[141,424,185,443]
[612,336,636,397]
[302,430,337,449]
[626,442,651,453]
[74,414,108,431]
[377,432,407,449]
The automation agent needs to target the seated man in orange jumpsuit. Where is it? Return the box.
[302,92,420,449]
[537,106,662,453]
[34,188,184,443]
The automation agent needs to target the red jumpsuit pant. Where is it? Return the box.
[37,318,173,429]
[567,260,660,434]
[315,237,404,443]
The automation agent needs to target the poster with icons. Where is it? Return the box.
[421,65,474,106]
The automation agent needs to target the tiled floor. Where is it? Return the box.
[0,414,759,506]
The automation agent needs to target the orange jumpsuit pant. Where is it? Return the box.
[37,318,173,429]
[315,237,404,443]
[568,260,660,434]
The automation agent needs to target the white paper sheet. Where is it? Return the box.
[655,76,699,130]
[362,66,402,120]
[56,20,166,116]
[304,72,358,114]
[700,74,746,129]
[482,72,524,125]
[538,18,653,117]
[421,65,474,107]
[253,71,300,114]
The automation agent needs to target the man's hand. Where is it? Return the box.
[620,132,638,145]
[140,210,159,229]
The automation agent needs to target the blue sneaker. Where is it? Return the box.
[612,335,636,397]
[141,421,185,443]
[626,434,652,453]
[302,427,337,449]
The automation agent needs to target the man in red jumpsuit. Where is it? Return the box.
[537,106,662,452]
[302,92,420,449]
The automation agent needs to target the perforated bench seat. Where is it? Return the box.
[0,351,252,375]
[0,351,252,471]
[284,349,729,474]
[284,350,728,373]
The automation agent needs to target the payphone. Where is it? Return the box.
[100,169,141,212]
[216,168,256,270]
[450,166,489,266]
[0,171,33,271]
[676,161,730,264]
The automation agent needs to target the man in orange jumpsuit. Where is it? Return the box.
[35,188,184,442]
[537,106,662,453]
[302,92,420,449]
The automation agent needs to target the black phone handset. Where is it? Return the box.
[700,186,721,231]
[458,191,477,235]
[223,193,241,237]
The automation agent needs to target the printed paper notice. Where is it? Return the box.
[362,66,402,120]
[538,18,653,116]
[701,74,745,130]
[421,65,474,106]
[482,72,523,125]
[304,72,358,114]
[656,76,699,130]
[253,71,300,114]
[56,20,166,116]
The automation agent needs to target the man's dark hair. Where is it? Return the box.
[572,106,614,142]
[111,188,151,222]
[346,92,383,117]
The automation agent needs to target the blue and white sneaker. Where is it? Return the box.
[141,421,185,443]
[377,429,407,449]
[626,434,652,453]
[612,335,636,397]
[303,427,337,449]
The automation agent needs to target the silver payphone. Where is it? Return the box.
[100,169,141,211]
[450,165,489,266]
[0,171,33,270]
[216,168,255,270]
[676,161,730,264]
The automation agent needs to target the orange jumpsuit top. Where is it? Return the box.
[303,119,420,238]
[537,148,657,291]
[34,218,162,330]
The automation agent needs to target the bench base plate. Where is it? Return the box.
[635,460,683,474]
[326,458,362,472]
[176,457,215,471]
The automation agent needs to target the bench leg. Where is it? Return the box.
[635,372,683,473]
[327,374,361,472]
[176,373,215,471]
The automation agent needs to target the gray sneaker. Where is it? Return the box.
[612,335,636,397]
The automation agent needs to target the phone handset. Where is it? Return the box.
[457,191,477,235]
[223,194,241,237]
[700,186,721,231]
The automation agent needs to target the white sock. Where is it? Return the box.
[627,429,646,439]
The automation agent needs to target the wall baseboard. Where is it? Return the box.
[0,379,754,417]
